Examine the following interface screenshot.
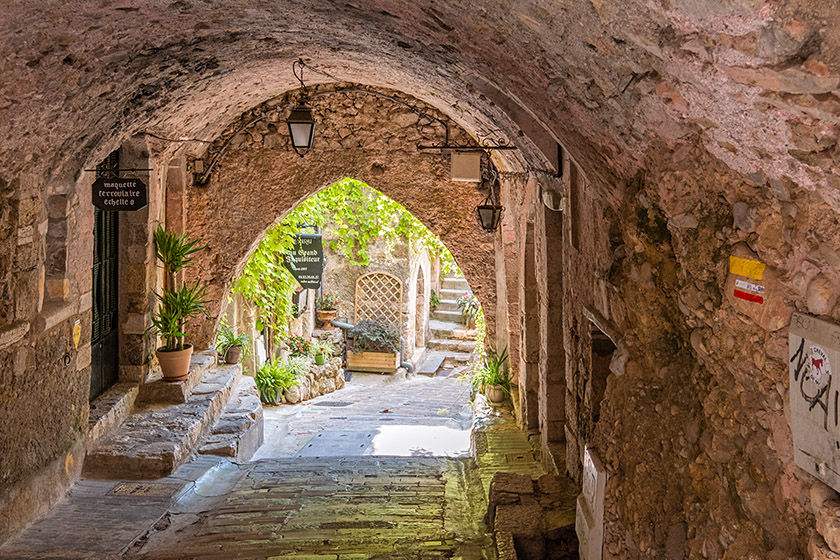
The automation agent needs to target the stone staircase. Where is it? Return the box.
[419,275,477,375]
[84,351,263,479]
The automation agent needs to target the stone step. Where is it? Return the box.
[84,364,242,479]
[433,298,460,313]
[198,376,264,462]
[427,338,477,353]
[431,309,465,323]
[430,319,474,340]
[440,287,472,300]
[441,276,470,291]
[417,350,474,376]
[137,350,218,404]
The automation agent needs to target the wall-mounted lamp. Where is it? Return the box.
[287,59,315,157]
[476,171,504,232]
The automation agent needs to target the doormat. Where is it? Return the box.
[108,482,183,497]
[312,401,353,407]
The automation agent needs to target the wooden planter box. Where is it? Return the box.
[346,350,400,373]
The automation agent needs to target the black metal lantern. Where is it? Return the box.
[287,105,315,156]
[476,195,504,232]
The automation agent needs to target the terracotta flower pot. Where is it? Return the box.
[317,309,337,327]
[156,344,193,382]
[224,345,243,364]
[486,384,506,404]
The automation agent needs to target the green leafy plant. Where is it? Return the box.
[285,355,311,378]
[215,319,251,358]
[467,345,510,395]
[350,320,400,354]
[254,357,303,405]
[287,335,311,357]
[430,289,441,310]
[456,293,480,325]
[147,226,209,351]
[316,294,338,311]
[311,339,335,358]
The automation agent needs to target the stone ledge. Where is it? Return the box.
[87,383,139,451]
[0,321,30,351]
[137,350,217,404]
[34,300,78,334]
[84,364,242,479]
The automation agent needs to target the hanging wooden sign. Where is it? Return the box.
[283,233,324,289]
[92,177,148,211]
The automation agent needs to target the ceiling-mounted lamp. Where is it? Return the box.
[287,105,315,156]
[287,59,315,157]
[476,171,504,232]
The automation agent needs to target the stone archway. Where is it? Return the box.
[185,85,500,347]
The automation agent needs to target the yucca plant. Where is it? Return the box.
[147,226,210,352]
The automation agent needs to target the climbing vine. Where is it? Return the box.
[232,178,459,345]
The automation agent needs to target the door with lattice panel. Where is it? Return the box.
[348,272,404,373]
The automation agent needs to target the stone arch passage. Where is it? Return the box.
[185,86,499,348]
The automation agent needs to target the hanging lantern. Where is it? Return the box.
[476,193,504,232]
[287,105,315,156]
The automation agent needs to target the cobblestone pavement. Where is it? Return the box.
[254,372,475,460]
[125,457,491,559]
[0,374,495,560]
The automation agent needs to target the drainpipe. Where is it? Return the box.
[400,337,415,374]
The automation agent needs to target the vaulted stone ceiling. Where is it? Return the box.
[3,0,838,208]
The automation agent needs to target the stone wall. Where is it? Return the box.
[185,85,497,349]
[0,136,167,543]
[2,1,840,556]
[507,133,840,557]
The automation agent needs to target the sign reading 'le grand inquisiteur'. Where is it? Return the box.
[283,233,324,289]
[91,177,148,211]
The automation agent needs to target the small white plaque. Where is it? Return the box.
[450,152,482,182]
[790,313,840,491]
[576,445,606,560]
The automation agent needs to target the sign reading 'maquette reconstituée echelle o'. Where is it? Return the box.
[92,177,148,211]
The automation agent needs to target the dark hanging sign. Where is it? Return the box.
[92,177,148,211]
[283,233,324,289]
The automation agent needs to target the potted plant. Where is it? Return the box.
[315,294,339,327]
[469,346,510,404]
[254,357,302,405]
[215,320,251,364]
[346,319,401,373]
[311,338,335,366]
[147,226,209,381]
[286,335,311,357]
[456,292,480,329]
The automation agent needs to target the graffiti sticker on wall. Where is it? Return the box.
[789,313,840,492]
[730,256,766,304]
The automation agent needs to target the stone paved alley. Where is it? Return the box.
[0,374,564,559]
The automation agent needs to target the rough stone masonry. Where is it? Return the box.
[2,1,840,558]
